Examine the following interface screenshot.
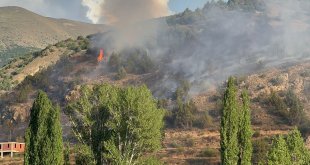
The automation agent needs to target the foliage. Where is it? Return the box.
[16,84,33,103]
[238,91,253,165]
[64,143,70,165]
[252,138,271,165]
[166,8,205,25]
[220,77,240,165]
[285,89,305,125]
[286,128,310,165]
[267,135,292,165]
[24,91,63,165]
[108,49,157,75]
[0,45,39,67]
[197,148,218,157]
[137,156,163,165]
[65,84,165,165]
[269,77,284,86]
[75,144,96,165]
[227,0,266,11]
[268,90,305,125]
[173,99,195,128]
[115,66,127,80]
[268,91,288,118]
[193,112,213,129]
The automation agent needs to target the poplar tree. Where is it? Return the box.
[220,77,239,165]
[238,91,253,165]
[267,135,291,165]
[24,91,63,165]
[66,84,164,165]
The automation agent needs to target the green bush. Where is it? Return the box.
[75,144,95,165]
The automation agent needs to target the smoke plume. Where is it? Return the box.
[82,0,170,25]
[89,0,310,97]
[82,0,103,24]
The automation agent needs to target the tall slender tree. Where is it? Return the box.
[238,91,253,165]
[24,91,63,165]
[220,77,239,165]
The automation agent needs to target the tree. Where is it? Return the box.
[173,99,195,128]
[220,77,239,165]
[285,89,304,125]
[66,84,164,165]
[24,91,63,165]
[238,91,253,165]
[286,128,310,165]
[267,135,291,165]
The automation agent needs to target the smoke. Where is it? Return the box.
[81,0,104,24]
[89,0,310,97]
[82,0,170,25]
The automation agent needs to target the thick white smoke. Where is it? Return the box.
[81,0,170,25]
[81,0,104,24]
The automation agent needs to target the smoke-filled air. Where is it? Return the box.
[81,0,310,97]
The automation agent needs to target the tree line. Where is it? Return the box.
[24,77,310,164]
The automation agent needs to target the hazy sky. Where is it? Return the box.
[0,0,210,23]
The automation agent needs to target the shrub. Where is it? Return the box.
[193,112,213,129]
[252,138,271,165]
[197,148,218,157]
[270,77,284,86]
[115,67,127,80]
[300,69,310,77]
[75,144,95,165]
[184,137,195,147]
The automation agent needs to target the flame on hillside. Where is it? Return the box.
[97,49,104,62]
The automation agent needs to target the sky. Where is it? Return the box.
[0,0,210,23]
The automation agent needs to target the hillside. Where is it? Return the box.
[1,1,310,164]
[0,6,107,66]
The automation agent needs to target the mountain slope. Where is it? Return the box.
[0,6,107,66]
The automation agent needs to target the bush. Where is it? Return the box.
[268,91,288,118]
[269,77,284,86]
[252,138,271,165]
[300,69,310,77]
[75,144,95,165]
[184,137,195,147]
[115,67,127,80]
[197,148,218,157]
[193,112,213,129]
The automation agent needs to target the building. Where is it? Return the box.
[0,142,25,158]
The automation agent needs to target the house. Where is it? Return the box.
[0,142,25,158]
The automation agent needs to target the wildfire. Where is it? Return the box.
[97,49,104,62]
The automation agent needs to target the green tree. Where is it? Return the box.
[173,99,195,128]
[238,91,253,165]
[220,77,239,165]
[285,89,304,125]
[66,84,164,165]
[286,128,310,165]
[24,91,63,165]
[267,135,291,165]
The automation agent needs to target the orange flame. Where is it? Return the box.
[97,49,104,62]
